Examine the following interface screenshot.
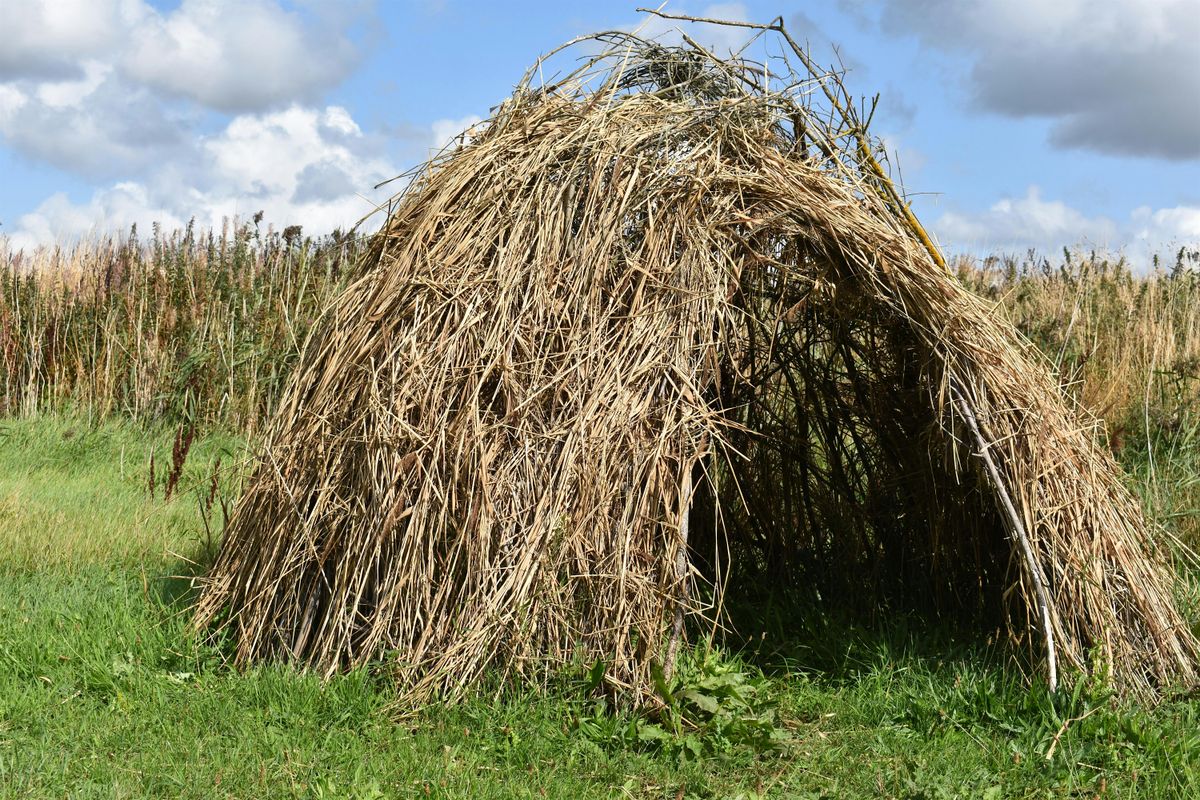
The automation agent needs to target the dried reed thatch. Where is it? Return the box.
[195,13,1199,702]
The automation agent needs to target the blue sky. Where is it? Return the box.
[0,0,1197,260]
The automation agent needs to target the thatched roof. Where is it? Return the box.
[195,15,1199,703]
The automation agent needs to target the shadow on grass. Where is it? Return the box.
[714,584,1020,689]
[155,538,220,610]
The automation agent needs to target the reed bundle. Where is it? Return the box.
[195,16,1199,702]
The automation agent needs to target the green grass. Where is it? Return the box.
[3,415,1200,798]
[0,415,240,570]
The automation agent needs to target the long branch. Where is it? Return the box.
[952,382,1058,692]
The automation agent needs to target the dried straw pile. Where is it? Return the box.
[195,16,1199,702]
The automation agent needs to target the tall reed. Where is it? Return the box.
[0,220,364,434]
[5,226,1198,476]
[959,247,1200,544]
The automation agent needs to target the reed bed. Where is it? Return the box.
[6,234,1197,473]
[961,249,1200,547]
[193,18,1199,704]
[0,222,364,433]
[960,250,1200,440]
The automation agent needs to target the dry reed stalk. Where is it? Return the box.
[194,16,1199,703]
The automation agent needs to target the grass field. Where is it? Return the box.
[4,414,1200,798]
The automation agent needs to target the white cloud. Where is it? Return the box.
[934,186,1120,251]
[1132,206,1200,245]
[121,0,362,112]
[293,162,359,205]
[932,185,1200,261]
[0,85,28,124]
[868,0,1200,159]
[202,105,393,205]
[0,0,146,80]
[35,61,112,108]
[0,0,369,113]
[5,104,407,249]
[5,183,187,252]
[0,1,377,184]
[0,72,188,178]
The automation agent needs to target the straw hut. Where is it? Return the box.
[195,17,1199,702]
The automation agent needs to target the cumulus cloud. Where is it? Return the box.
[6,183,188,250]
[935,186,1120,251]
[122,0,362,112]
[293,162,359,204]
[35,60,111,108]
[4,104,410,250]
[0,0,368,112]
[0,1,375,175]
[0,85,27,125]
[0,0,383,239]
[1132,206,1200,247]
[0,68,188,179]
[0,0,146,80]
[202,106,393,202]
[931,186,1199,261]
[865,0,1200,160]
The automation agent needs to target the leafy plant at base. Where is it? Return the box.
[573,648,790,761]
